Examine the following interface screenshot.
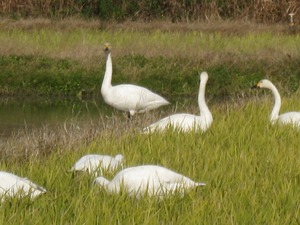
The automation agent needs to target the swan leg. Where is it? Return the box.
[127,112,131,119]
[127,110,136,120]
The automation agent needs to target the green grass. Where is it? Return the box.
[1,94,300,224]
[1,25,300,61]
[0,54,299,98]
[0,20,300,98]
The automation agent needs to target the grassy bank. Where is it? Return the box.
[1,54,300,100]
[0,19,300,98]
[1,95,300,224]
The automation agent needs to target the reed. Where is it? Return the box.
[0,0,299,23]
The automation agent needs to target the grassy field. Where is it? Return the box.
[1,95,300,224]
[0,19,300,224]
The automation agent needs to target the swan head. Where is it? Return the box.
[93,176,110,187]
[103,43,111,53]
[252,79,274,89]
[199,71,208,83]
[115,154,124,162]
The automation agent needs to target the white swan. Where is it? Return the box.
[143,71,213,133]
[70,154,124,175]
[93,165,206,198]
[101,43,170,118]
[0,171,46,201]
[253,79,300,127]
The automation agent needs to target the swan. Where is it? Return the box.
[0,171,46,201]
[143,71,213,133]
[70,154,124,175]
[93,165,206,198]
[252,79,300,127]
[101,43,170,118]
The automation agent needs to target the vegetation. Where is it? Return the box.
[0,19,300,98]
[1,95,300,224]
[0,0,299,23]
[0,16,300,224]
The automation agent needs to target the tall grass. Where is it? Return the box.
[1,23,299,62]
[0,93,300,224]
[1,0,299,23]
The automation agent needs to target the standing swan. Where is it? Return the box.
[0,171,46,201]
[143,71,213,133]
[101,43,170,118]
[93,165,206,198]
[252,79,300,127]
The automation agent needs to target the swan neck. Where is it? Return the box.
[198,78,212,121]
[101,52,112,94]
[107,182,120,194]
[269,83,281,122]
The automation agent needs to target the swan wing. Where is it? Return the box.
[0,172,46,199]
[112,165,203,196]
[71,154,104,172]
[279,112,300,126]
[105,85,169,112]
[100,156,122,171]
[143,114,202,133]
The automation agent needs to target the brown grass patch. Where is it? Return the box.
[0,17,294,35]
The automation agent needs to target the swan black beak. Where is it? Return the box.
[251,84,258,89]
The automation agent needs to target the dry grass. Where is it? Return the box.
[1,0,299,23]
[1,18,299,69]
[0,109,173,162]
[0,121,101,160]
[0,17,100,31]
[0,17,294,35]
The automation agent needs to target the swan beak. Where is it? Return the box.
[251,84,258,89]
[103,43,111,51]
[251,82,262,89]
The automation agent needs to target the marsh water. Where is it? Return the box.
[0,96,113,139]
[0,95,199,140]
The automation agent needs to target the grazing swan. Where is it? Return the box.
[252,79,300,127]
[101,43,170,118]
[143,71,213,133]
[0,171,46,201]
[70,154,124,175]
[94,165,206,198]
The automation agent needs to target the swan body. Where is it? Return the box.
[0,171,46,201]
[253,79,300,127]
[143,71,213,133]
[70,154,124,175]
[101,43,169,118]
[94,165,206,197]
